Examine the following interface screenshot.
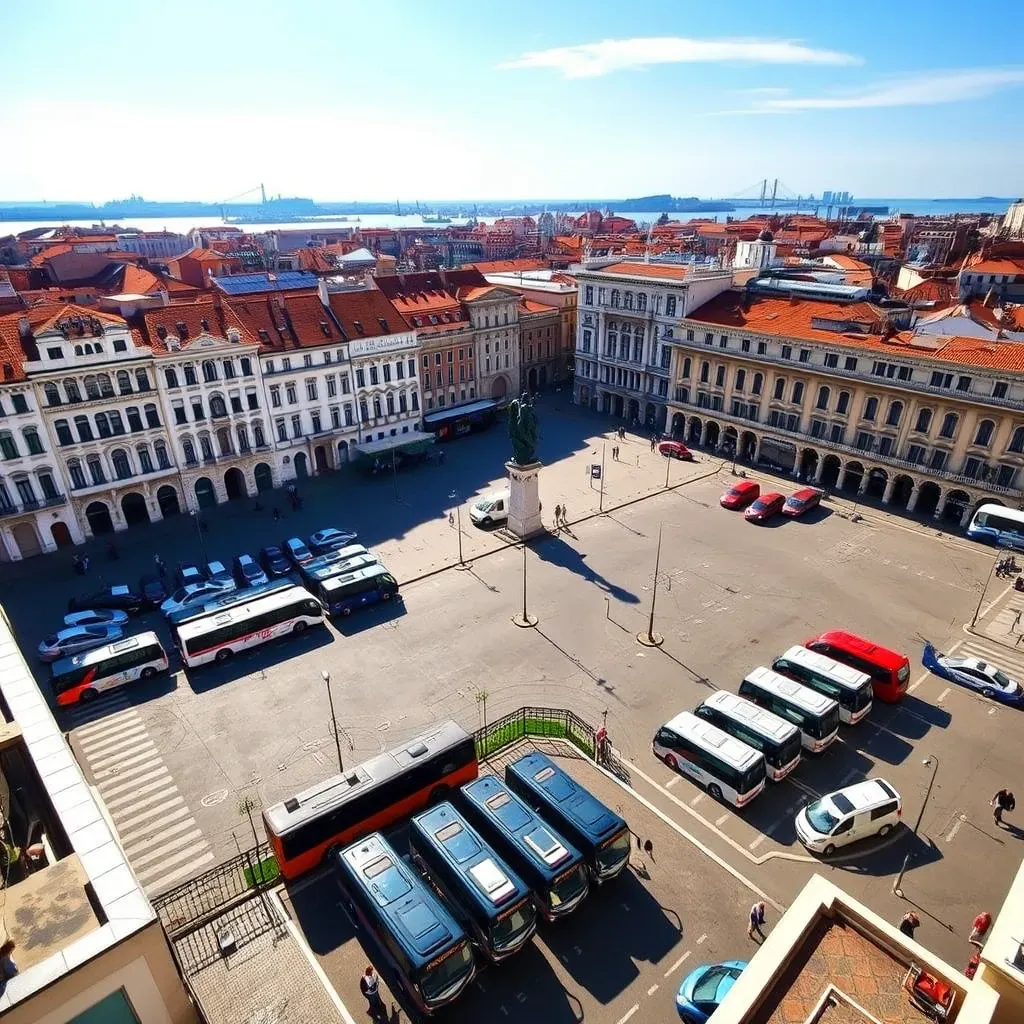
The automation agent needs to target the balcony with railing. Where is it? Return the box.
[0,494,68,519]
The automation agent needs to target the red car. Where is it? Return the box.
[782,487,823,517]
[744,492,785,522]
[658,440,694,461]
[720,480,760,510]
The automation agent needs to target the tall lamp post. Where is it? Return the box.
[512,541,538,628]
[321,670,344,774]
[850,438,876,520]
[189,508,208,564]
[971,548,1003,628]
[893,755,938,897]
[449,490,469,569]
[637,523,665,647]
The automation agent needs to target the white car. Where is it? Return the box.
[795,779,901,856]
[160,580,234,617]
[470,491,509,527]
[63,608,130,629]
[38,624,124,663]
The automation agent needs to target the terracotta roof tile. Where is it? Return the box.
[0,318,28,381]
[519,297,558,315]
[965,257,1024,276]
[599,262,692,281]
[326,288,407,342]
[139,299,253,353]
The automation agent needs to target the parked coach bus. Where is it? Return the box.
[739,667,840,754]
[335,833,476,1014]
[803,630,910,704]
[51,632,168,706]
[460,775,589,921]
[771,646,873,725]
[504,752,631,883]
[265,721,478,879]
[316,563,400,617]
[410,802,537,962]
[300,546,376,585]
[423,398,500,441]
[168,578,296,627]
[172,585,324,668]
[695,690,802,782]
[966,503,1024,551]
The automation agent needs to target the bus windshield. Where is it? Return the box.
[595,829,631,875]
[419,942,474,1003]
[550,863,588,910]
[741,760,767,793]
[491,900,535,953]
[807,705,840,739]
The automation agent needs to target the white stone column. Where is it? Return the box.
[882,477,896,504]
[813,457,826,484]
[858,476,869,496]
[906,483,921,513]
[837,463,849,491]
[932,489,947,520]
[960,503,974,528]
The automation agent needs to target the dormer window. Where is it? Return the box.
[319,321,331,337]
[176,321,190,339]
[353,320,364,335]
[156,325,168,340]
[377,318,388,332]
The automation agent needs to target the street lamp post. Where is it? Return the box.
[664,449,671,489]
[449,490,468,569]
[512,541,538,628]
[893,755,939,897]
[321,670,344,774]
[599,442,606,513]
[850,439,876,520]
[637,523,665,647]
[190,508,208,564]
[970,549,1003,628]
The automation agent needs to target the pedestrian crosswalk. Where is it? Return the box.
[68,694,214,895]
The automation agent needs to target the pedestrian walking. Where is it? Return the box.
[72,554,84,576]
[748,901,767,940]
[272,507,281,522]
[81,554,90,574]
[561,503,568,526]
[154,554,167,579]
[898,911,920,938]
[1012,608,1022,634]
[650,436,656,452]
[970,911,992,946]
[992,788,1015,826]
[554,504,562,528]
[359,965,386,1018]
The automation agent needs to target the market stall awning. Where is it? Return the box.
[351,430,435,463]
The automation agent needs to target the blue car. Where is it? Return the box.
[676,960,747,1023]
[922,643,1024,705]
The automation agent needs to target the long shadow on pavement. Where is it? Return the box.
[534,536,640,605]
[874,696,951,741]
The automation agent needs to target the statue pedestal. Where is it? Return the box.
[505,460,543,540]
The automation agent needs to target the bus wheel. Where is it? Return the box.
[708,784,724,803]
[215,648,232,664]
[342,607,352,616]
[382,591,391,601]
[79,689,97,704]
[293,620,307,635]
[141,666,157,679]
[663,753,677,770]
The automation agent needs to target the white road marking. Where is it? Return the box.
[123,816,198,857]
[690,793,704,806]
[647,984,659,997]
[94,751,160,778]
[716,813,730,827]
[71,705,136,736]
[98,765,168,799]
[665,775,680,788]
[129,829,205,871]
[80,723,148,755]
[145,851,215,894]
[664,950,691,978]
[697,933,707,944]
[115,795,185,833]
[105,777,176,810]
[615,1005,639,1024]
[93,756,164,785]
[136,841,211,882]
[89,739,157,770]
[946,816,965,843]
[749,835,766,851]
[937,688,951,703]
[980,582,1014,621]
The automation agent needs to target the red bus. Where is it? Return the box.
[264,721,478,879]
[803,630,910,704]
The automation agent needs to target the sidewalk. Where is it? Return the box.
[968,573,1024,651]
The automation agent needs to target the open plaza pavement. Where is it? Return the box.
[8,394,1024,1022]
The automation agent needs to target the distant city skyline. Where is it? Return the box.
[3,0,1023,202]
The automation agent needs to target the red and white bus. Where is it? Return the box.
[172,585,325,668]
[51,631,168,706]
[264,720,479,879]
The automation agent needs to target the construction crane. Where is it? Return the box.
[218,184,268,217]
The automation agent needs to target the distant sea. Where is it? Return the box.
[0,198,1013,238]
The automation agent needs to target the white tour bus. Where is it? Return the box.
[695,690,802,782]
[738,667,840,753]
[771,646,873,725]
[173,585,325,668]
[966,503,1024,550]
[652,710,767,808]
[51,631,168,707]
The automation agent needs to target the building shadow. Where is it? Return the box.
[330,599,408,637]
[874,696,951,741]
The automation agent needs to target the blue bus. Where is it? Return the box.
[504,752,631,883]
[334,833,476,1014]
[410,802,537,963]
[459,775,589,921]
[301,545,376,584]
[317,563,400,617]
[167,577,296,627]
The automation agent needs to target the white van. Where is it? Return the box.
[795,779,901,855]
[470,490,509,527]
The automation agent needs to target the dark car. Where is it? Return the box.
[308,528,359,554]
[139,573,168,605]
[259,545,292,578]
[233,553,269,588]
[744,492,785,523]
[67,585,149,616]
[176,564,204,588]
[282,537,314,566]
[782,487,823,518]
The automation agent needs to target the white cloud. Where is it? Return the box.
[747,66,1024,111]
[497,36,861,79]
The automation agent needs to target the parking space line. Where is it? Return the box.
[937,687,951,703]
[665,776,680,788]
[664,950,691,978]
[647,983,659,997]
[749,835,766,851]
[697,934,707,944]
[946,815,965,843]
[690,794,704,806]
[615,1004,639,1024]
[715,812,730,827]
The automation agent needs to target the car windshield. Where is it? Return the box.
[785,497,804,507]
[993,670,1013,688]
[596,830,631,874]
[805,799,840,834]
[43,634,58,646]
[750,500,767,510]
[692,965,735,1003]
[169,588,188,603]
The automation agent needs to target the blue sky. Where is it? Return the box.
[3,0,1023,202]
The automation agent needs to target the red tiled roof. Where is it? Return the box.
[469,259,548,274]
[688,291,1024,371]
[139,299,253,353]
[824,254,871,272]
[456,285,501,302]
[225,292,344,351]
[519,297,558,315]
[600,262,691,281]
[965,257,1024,276]
[179,247,232,263]
[29,243,74,266]
[327,288,407,341]
[898,278,957,305]
[0,317,28,380]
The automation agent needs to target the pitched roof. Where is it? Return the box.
[965,257,1024,276]
[456,285,501,302]
[469,259,548,274]
[138,299,253,353]
[0,317,28,381]
[326,288,407,341]
[823,254,872,272]
[225,293,342,351]
[519,297,558,315]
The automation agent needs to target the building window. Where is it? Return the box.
[237,425,250,452]
[86,455,104,484]
[138,446,154,474]
[184,365,197,386]
[23,427,43,455]
[223,359,236,379]
[135,369,150,391]
[373,397,383,418]
[665,295,677,316]
[241,357,252,376]
[939,412,958,439]
[276,418,287,443]
[773,377,785,400]
[997,465,1017,488]
[327,375,337,398]
[306,380,318,402]
[291,414,302,438]
[844,357,858,371]
[1008,426,1024,453]
[584,286,594,304]
[815,386,830,410]
[863,396,878,422]
[791,381,804,404]
[370,366,379,386]
[734,368,745,392]
[356,368,366,388]
[200,434,214,460]
[44,383,61,406]
[210,396,227,418]
[914,408,932,433]
[310,411,321,434]
[886,401,903,427]
[757,342,767,356]
[399,392,407,413]
[956,375,972,392]
[164,368,178,389]
[75,415,92,442]
[286,384,297,405]
[715,365,726,387]
[386,393,395,415]
[781,345,792,360]
[55,419,73,445]
[183,439,197,464]
[39,473,59,500]
[95,412,112,439]
[359,399,369,422]
[231,395,243,414]
[929,449,947,471]
[798,349,810,363]
[412,392,419,411]
[700,362,710,384]
[201,360,217,383]
[303,354,312,368]
[270,386,281,408]
[974,419,995,447]
[824,353,838,368]
[752,372,763,396]
[191,399,205,420]
[0,432,17,460]
[155,440,170,468]
[836,391,850,414]
[68,459,86,488]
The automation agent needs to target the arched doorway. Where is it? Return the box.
[799,448,819,481]
[527,368,538,391]
[612,395,624,418]
[721,426,738,455]
[336,442,349,466]
[224,467,247,500]
[50,521,73,548]
[627,398,640,423]
[842,461,864,494]
[491,376,508,402]
[916,481,942,517]
[314,445,328,474]
[12,522,41,558]
[121,492,149,526]
[688,417,703,445]
[705,421,721,449]
[194,477,216,510]
[890,475,915,509]
[820,455,842,488]
[254,463,273,493]
[741,431,758,462]
[294,452,309,479]
[157,485,181,518]
[86,501,114,535]
[671,413,685,439]
[943,489,971,525]
[864,468,888,500]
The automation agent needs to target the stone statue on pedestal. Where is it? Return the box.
[508,393,539,466]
